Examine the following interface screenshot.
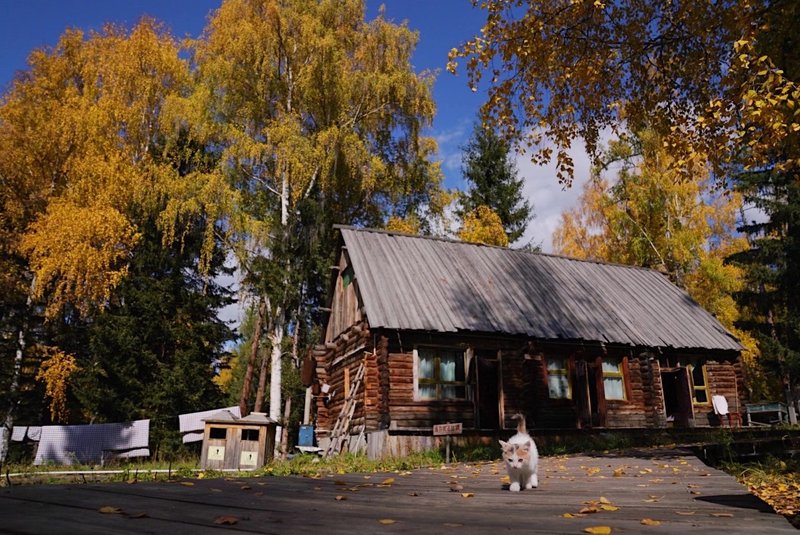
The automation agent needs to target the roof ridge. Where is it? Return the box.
[334,224,669,276]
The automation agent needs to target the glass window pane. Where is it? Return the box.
[440,354,456,382]
[695,389,708,403]
[602,359,621,373]
[440,385,467,400]
[691,365,705,386]
[418,385,436,400]
[418,350,435,379]
[604,377,625,400]
[439,351,465,382]
[548,375,569,399]
[547,357,565,372]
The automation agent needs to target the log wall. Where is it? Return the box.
[313,325,744,439]
[696,360,743,426]
[313,320,377,441]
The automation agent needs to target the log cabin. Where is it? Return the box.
[310,226,744,458]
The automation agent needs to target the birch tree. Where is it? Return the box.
[164,0,444,419]
[0,20,192,459]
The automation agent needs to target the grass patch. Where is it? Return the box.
[719,456,800,527]
[260,450,445,478]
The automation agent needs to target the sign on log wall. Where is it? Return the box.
[433,422,462,436]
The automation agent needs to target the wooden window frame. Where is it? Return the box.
[413,347,467,401]
[241,428,259,442]
[544,355,572,400]
[209,427,227,440]
[687,363,710,405]
[601,356,628,401]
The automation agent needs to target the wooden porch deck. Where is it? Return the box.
[0,448,794,533]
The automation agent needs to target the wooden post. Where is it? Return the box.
[303,387,312,425]
[280,397,291,460]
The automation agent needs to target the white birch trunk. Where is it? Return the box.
[1,283,33,463]
[268,307,285,421]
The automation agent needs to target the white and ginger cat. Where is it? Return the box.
[499,413,539,492]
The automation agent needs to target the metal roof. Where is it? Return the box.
[338,227,742,352]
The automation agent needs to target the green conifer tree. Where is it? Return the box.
[458,121,533,244]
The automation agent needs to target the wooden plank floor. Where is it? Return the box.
[0,449,795,534]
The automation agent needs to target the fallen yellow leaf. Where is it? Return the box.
[562,513,576,518]
[335,495,347,501]
[443,523,463,528]
[381,477,396,485]
[599,496,611,504]
[710,513,734,518]
[461,492,475,498]
[213,516,239,525]
[579,507,599,514]
[599,504,619,512]
[641,518,661,526]
[674,511,695,516]
[612,468,625,477]
[180,481,194,487]
[98,506,123,514]
[378,519,397,525]
[584,527,612,534]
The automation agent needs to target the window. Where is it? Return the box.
[602,357,626,400]
[241,429,259,441]
[209,427,226,440]
[342,265,354,288]
[688,363,709,404]
[546,356,571,399]
[416,348,466,400]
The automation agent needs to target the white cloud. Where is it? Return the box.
[432,120,471,187]
[516,131,616,253]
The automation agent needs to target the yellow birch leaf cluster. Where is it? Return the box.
[35,347,78,422]
[450,0,800,185]
[458,205,509,247]
[1,19,190,318]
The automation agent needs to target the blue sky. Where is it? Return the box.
[0,0,487,190]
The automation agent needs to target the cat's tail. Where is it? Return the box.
[512,413,526,434]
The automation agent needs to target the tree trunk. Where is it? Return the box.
[253,336,270,414]
[239,298,266,417]
[1,285,33,463]
[280,397,291,460]
[268,307,285,421]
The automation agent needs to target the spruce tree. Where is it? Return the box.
[74,217,233,454]
[729,169,800,405]
[459,122,533,244]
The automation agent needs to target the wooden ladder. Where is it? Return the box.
[324,361,365,458]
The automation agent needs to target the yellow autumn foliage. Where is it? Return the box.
[385,216,421,236]
[0,19,190,318]
[459,205,509,247]
[554,130,753,357]
[450,0,800,185]
[35,347,79,423]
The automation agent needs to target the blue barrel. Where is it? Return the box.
[298,425,314,447]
